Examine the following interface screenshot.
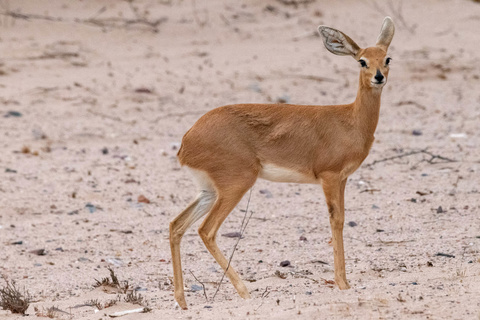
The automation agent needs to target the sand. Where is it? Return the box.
[0,0,479,319]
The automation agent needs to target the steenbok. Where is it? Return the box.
[170,17,395,309]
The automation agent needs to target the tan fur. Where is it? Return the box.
[170,17,395,309]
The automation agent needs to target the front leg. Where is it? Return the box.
[322,176,350,290]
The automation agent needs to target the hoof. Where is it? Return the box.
[236,283,251,299]
[240,291,252,300]
[175,295,188,310]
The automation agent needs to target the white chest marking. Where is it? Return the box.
[258,163,319,184]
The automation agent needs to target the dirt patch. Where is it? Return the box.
[0,0,479,319]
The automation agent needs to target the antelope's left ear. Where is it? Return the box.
[376,16,395,51]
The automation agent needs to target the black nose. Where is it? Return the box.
[375,70,384,82]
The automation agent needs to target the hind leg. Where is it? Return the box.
[170,187,216,309]
[198,172,257,299]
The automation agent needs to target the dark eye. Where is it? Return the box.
[359,59,367,68]
[386,57,392,65]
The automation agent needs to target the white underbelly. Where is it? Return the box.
[258,163,319,184]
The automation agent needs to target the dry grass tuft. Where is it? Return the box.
[94,267,120,288]
[94,267,130,293]
[34,306,58,318]
[85,298,118,310]
[124,290,144,305]
[0,277,31,314]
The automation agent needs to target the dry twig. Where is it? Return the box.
[367,0,416,34]
[0,3,167,32]
[366,149,456,168]
[254,286,271,311]
[212,188,254,300]
[189,270,208,302]
[191,0,209,27]
[276,0,315,7]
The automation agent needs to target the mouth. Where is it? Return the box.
[370,81,385,87]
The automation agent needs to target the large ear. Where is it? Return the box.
[317,26,360,57]
[376,16,395,51]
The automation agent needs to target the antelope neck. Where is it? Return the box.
[352,82,382,137]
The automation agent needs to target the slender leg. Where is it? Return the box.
[198,177,256,299]
[322,176,350,290]
[170,191,215,309]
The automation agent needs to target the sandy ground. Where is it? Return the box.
[1,0,479,319]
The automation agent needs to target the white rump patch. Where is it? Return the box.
[187,167,215,192]
[259,163,318,184]
[184,167,217,225]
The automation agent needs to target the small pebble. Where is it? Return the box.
[30,249,47,256]
[259,189,273,198]
[436,252,455,258]
[347,221,357,227]
[5,110,22,117]
[191,284,203,292]
[280,260,291,267]
[248,83,262,93]
[135,287,148,291]
[85,203,97,213]
[276,95,290,104]
[412,130,422,136]
[222,232,243,238]
[106,258,124,267]
[138,195,151,204]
